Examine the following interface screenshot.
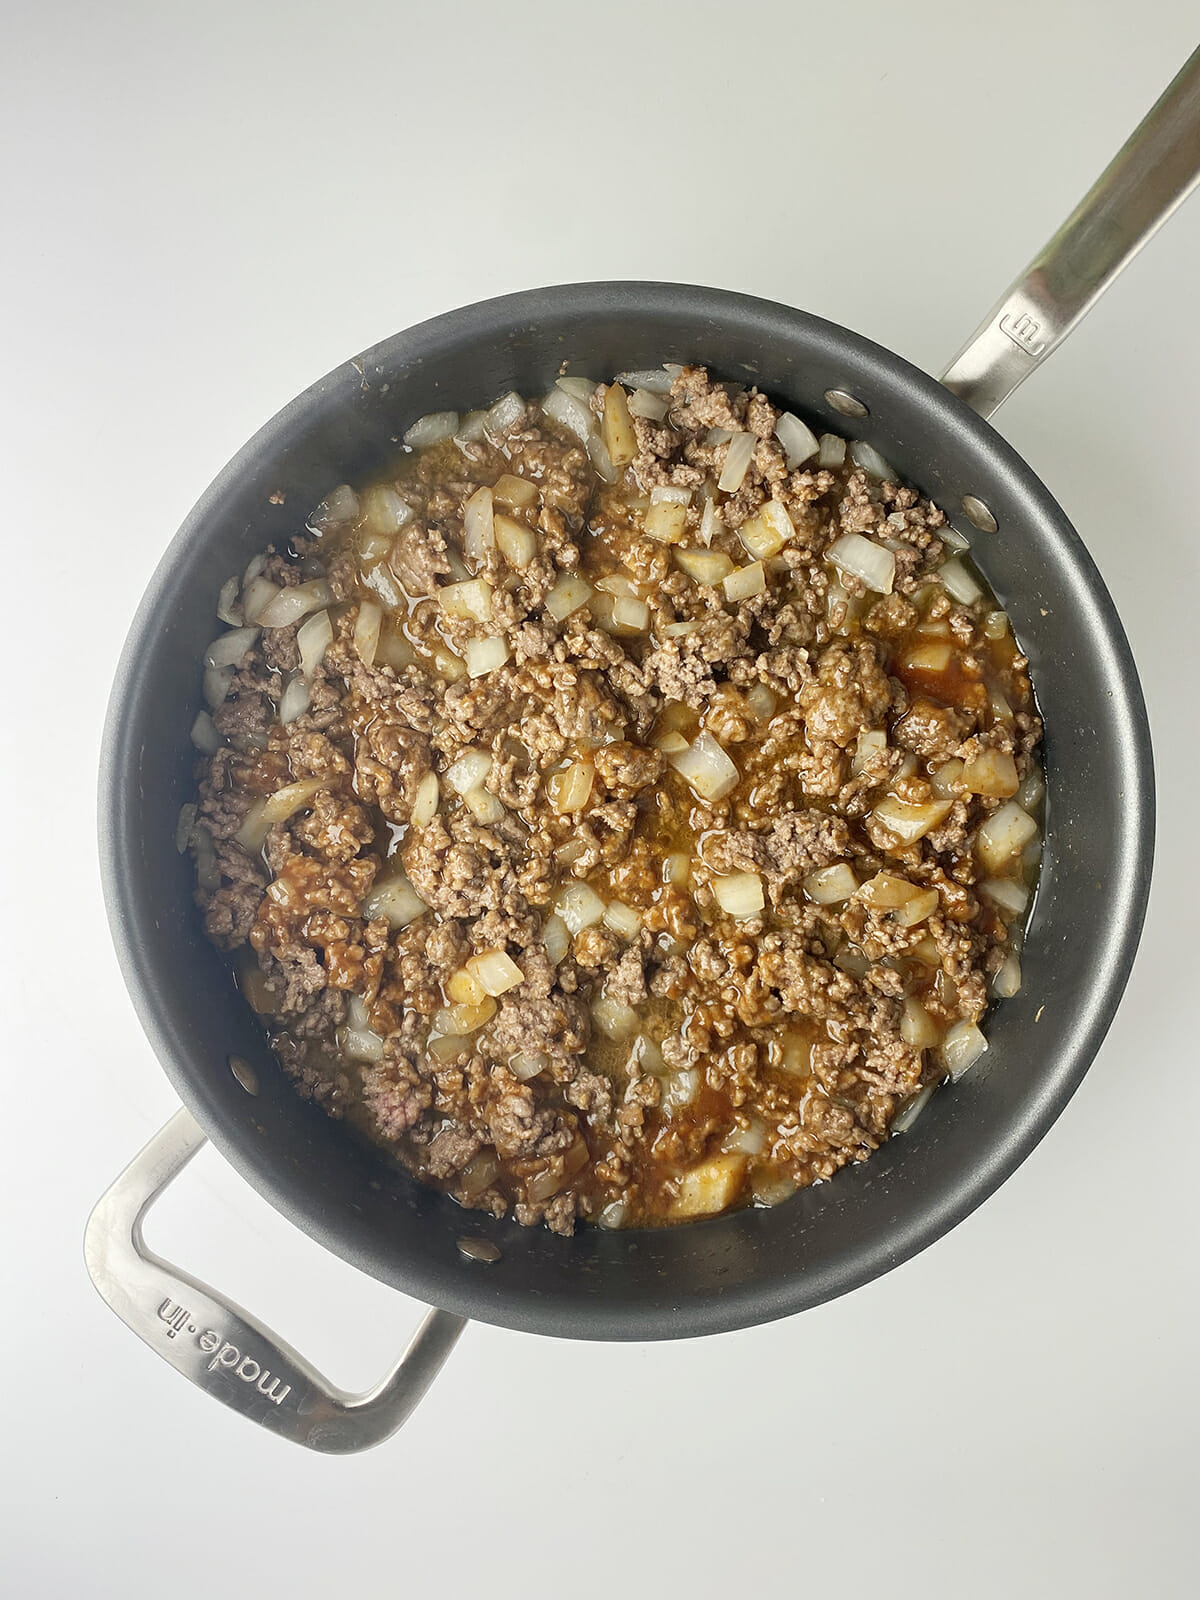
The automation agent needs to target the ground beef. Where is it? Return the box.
[190,364,1042,1234]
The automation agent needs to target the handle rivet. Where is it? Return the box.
[457,1236,501,1263]
[824,389,869,418]
[229,1055,259,1095]
[961,495,998,533]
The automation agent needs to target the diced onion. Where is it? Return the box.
[940,523,972,553]
[509,1051,547,1082]
[175,802,197,853]
[492,473,538,511]
[603,900,642,939]
[717,431,757,492]
[723,561,766,601]
[235,778,322,851]
[668,732,739,802]
[257,579,333,629]
[939,557,983,605]
[891,1081,937,1134]
[359,485,413,537]
[804,863,858,904]
[900,641,953,673]
[362,873,428,929]
[463,785,505,823]
[672,1154,745,1216]
[1018,768,1045,811]
[721,1120,767,1157]
[627,387,669,420]
[467,949,525,997]
[612,596,650,632]
[615,368,673,394]
[698,496,724,546]
[900,999,940,1051]
[775,412,819,468]
[976,800,1038,872]
[494,513,536,569]
[203,665,233,709]
[454,410,489,446]
[745,683,776,720]
[644,500,688,543]
[650,484,692,506]
[555,881,607,934]
[438,578,493,622]
[241,575,281,624]
[542,386,595,444]
[297,609,333,678]
[446,967,487,1006]
[992,953,1022,998]
[445,750,492,794]
[597,1200,628,1228]
[205,627,259,669]
[942,1020,988,1080]
[308,483,360,535]
[190,710,220,754]
[852,729,887,776]
[411,771,439,827]
[432,999,496,1035]
[674,547,734,585]
[661,621,701,639]
[662,1068,701,1111]
[362,562,403,610]
[828,532,895,594]
[980,877,1030,917]
[817,433,847,468]
[403,411,459,448]
[963,747,1019,798]
[556,375,599,403]
[542,912,570,965]
[342,1026,385,1063]
[930,758,965,798]
[278,675,310,725]
[464,635,510,678]
[858,871,921,910]
[216,576,241,625]
[593,995,640,1041]
[891,886,940,927]
[545,575,592,621]
[548,760,594,815]
[486,391,525,434]
[871,795,953,845]
[353,600,383,667]
[664,852,690,887]
[462,486,495,561]
[712,871,765,918]
[602,383,637,468]
[850,439,897,481]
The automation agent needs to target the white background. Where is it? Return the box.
[4,3,1199,1595]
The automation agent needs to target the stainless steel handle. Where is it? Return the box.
[84,1109,467,1454]
[941,45,1200,419]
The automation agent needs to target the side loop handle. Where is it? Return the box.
[84,1108,467,1454]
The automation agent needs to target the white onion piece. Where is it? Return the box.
[651,484,692,505]
[705,427,733,447]
[454,410,489,445]
[1018,768,1045,811]
[192,825,219,890]
[597,1200,628,1229]
[445,750,492,794]
[942,1020,988,1080]
[940,523,972,553]
[439,578,493,622]
[712,872,765,918]
[744,683,776,720]
[662,1069,701,1111]
[587,431,620,484]
[342,1026,385,1063]
[463,785,504,823]
[556,375,599,403]
[360,485,413,536]
[592,996,640,1041]
[615,368,673,394]
[976,801,1038,872]
[175,802,197,854]
[203,665,233,710]
[243,553,266,586]
[190,710,220,754]
[403,411,459,448]
[235,778,322,850]
[852,729,887,776]
[890,1082,937,1135]
[278,675,310,725]
[717,431,756,492]
[775,412,819,468]
[555,881,606,934]
[963,747,1019,798]
[494,513,535,569]
[992,953,1022,998]
[241,575,281,624]
[362,873,428,929]
[668,732,739,802]
[486,391,525,434]
[827,532,895,594]
[611,596,650,632]
[721,1120,767,1157]
[353,600,382,667]
[627,387,669,420]
[900,998,940,1051]
[542,386,595,444]
[548,759,594,815]
[849,439,897,481]
[542,912,570,965]
[308,483,359,534]
[723,561,766,602]
[871,795,953,845]
[216,576,241,625]
[462,486,495,562]
[464,635,510,678]
[256,580,332,629]
[817,433,847,468]
[362,561,403,610]
[509,1051,547,1082]
[205,627,259,669]
[602,900,642,940]
[644,500,688,543]
[411,771,439,827]
[675,548,734,585]
[467,950,524,997]
[980,877,1029,917]
[804,863,858,904]
[939,557,983,605]
[930,757,965,798]
[545,575,591,621]
[698,496,724,546]
[297,609,333,678]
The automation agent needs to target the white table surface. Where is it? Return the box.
[4,3,1199,1595]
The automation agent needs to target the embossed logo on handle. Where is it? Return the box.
[156,1299,292,1406]
[998,311,1048,356]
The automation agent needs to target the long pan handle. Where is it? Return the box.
[941,45,1200,420]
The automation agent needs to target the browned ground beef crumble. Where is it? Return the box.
[187,366,1043,1234]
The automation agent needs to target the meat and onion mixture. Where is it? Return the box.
[183,365,1043,1234]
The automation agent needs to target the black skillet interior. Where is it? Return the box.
[100,283,1154,1340]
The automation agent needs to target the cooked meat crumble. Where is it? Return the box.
[185,366,1043,1234]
